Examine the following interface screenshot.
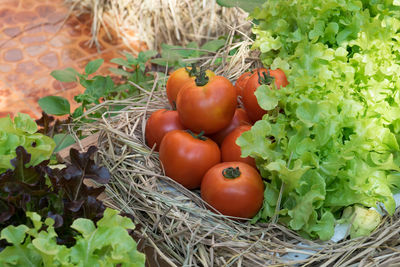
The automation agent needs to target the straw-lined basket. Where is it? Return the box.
[64,34,400,267]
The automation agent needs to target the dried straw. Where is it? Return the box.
[67,29,400,267]
[64,0,250,51]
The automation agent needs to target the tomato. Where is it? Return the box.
[209,108,251,146]
[242,68,288,122]
[159,130,221,189]
[234,71,252,97]
[166,67,215,107]
[176,73,237,134]
[145,109,185,151]
[201,162,264,218]
[221,125,256,168]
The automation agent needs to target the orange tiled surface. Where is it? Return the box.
[0,0,140,119]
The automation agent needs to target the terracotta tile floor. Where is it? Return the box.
[0,0,141,119]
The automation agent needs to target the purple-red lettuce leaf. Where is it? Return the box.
[0,146,111,249]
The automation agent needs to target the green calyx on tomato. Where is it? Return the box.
[222,167,241,179]
[257,70,274,86]
[194,68,210,86]
[186,130,207,141]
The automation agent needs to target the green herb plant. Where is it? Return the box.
[109,50,159,90]
[38,51,162,121]
[0,208,145,266]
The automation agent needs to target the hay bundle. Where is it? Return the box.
[68,35,400,267]
[64,0,249,51]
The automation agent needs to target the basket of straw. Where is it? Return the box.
[65,34,400,266]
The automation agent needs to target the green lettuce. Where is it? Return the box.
[340,205,382,239]
[239,0,400,239]
[0,113,55,173]
[0,208,146,266]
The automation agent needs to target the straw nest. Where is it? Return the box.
[64,0,250,51]
[66,32,400,267]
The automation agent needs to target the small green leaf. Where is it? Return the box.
[137,50,157,62]
[216,0,265,13]
[74,94,96,104]
[124,52,137,65]
[83,76,109,99]
[108,67,132,77]
[72,106,84,119]
[1,225,29,244]
[97,208,135,230]
[85,59,104,75]
[201,39,226,52]
[50,68,78,82]
[32,238,59,255]
[308,211,335,241]
[26,212,42,231]
[267,159,311,192]
[14,113,38,134]
[38,96,70,116]
[254,84,279,111]
[53,134,76,152]
[150,58,169,67]
[71,219,96,237]
[113,83,132,93]
[110,58,133,69]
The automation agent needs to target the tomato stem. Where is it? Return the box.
[222,167,241,179]
[186,130,207,141]
[194,67,209,86]
[185,63,198,77]
[258,70,274,85]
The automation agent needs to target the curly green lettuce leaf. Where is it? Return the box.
[241,0,400,239]
[340,205,382,239]
[0,208,146,266]
[0,113,55,173]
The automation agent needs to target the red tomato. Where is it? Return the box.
[159,130,221,189]
[201,162,264,218]
[234,71,252,97]
[176,74,237,134]
[221,125,256,168]
[242,68,288,122]
[166,67,215,107]
[145,109,185,151]
[210,108,251,146]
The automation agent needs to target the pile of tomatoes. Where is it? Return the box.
[145,65,288,219]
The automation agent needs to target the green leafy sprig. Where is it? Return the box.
[0,208,145,266]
